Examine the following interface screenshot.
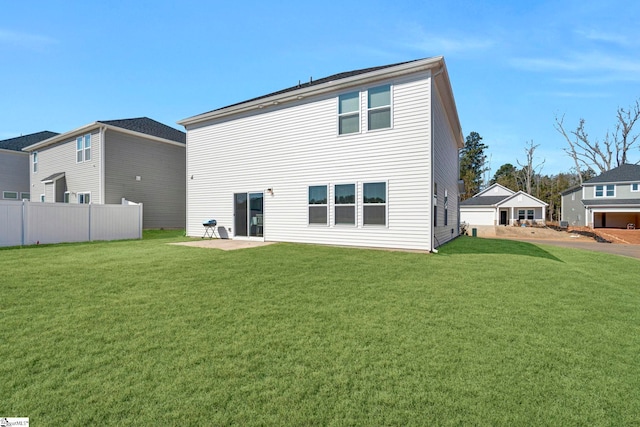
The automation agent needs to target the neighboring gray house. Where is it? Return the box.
[179,57,464,251]
[0,131,58,201]
[460,183,548,226]
[22,118,186,229]
[561,163,640,228]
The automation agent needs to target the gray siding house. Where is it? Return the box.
[0,131,58,201]
[23,118,186,229]
[179,57,464,251]
[561,164,640,228]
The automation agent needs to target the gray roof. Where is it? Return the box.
[561,185,582,196]
[99,117,185,144]
[0,131,59,151]
[582,198,640,206]
[201,59,421,115]
[584,164,640,184]
[460,195,509,206]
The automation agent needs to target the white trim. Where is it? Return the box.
[333,183,357,226]
[337,90,361,136]
[631,183,640,192]
[307,184,329,226]
[366,84,393,132]
[78,192,91,204]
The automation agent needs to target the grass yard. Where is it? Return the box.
[1,233,639,425]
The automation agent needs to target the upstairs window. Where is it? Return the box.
[308,185,328,225]
[33,152,38,173]
[363,182,386,226]
[76,134,91,162]
[632,183,639,192]
[335,184,355,225]
[367,85,391,131]
[595,184,614,197]
[338,92,360,135]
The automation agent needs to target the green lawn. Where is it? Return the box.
[1,233,639,425]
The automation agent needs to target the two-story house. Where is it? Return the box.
[561,163,640,228]
[0,131,58,201]
[178,57,464,251]
[23,117,186,229]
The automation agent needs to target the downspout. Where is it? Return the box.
[100,126,107,204]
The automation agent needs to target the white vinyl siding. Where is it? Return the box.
[185,70,441,250]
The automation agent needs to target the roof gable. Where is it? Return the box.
[498,191,548,207]
[474,183,515,198]
[460,195,510,206]
[0,131,59,151]
[584,163,640,184]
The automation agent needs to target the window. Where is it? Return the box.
[444,189,448,226]
[367,85,391,131]
[595,184,614,197]
[308,185,328,225]
[335,184,355,225]
[518,209,534,221]
[363,182,386,226]
[338,92,359,135]
[33,151,38,173]
[40,194,45,202]
[632,183,639,192]
[3,191,18,200]
[63,191,70,204]
[78,192,91,204]
[76,134,91,162]
[21,192,30,201]
[433,182,438,227]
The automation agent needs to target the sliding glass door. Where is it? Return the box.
[234,192,263,237]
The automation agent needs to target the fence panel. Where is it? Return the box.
[0,201,142,247]
[0,201,24,247]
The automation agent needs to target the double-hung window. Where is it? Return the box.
[338,92,360,135]
[595,184,614,197]
[308,185,328,225]
[335,184,355,225]
[518,209,534,221]
[367,85,391,131]
[33,151,38,173]
[76,134,91,162]
[363,182,386,226]
[78,192,91,204]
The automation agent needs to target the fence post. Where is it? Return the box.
[21,200,26,246]
[88,203,92,242]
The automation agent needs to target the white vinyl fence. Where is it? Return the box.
[0,200,143,247]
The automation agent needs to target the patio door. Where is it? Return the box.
[234,192,263,237]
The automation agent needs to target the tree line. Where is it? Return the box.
[459,99,640,221]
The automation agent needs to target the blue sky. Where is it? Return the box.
[2,0,639,175]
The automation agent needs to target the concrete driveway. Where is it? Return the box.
[496,236,640,260]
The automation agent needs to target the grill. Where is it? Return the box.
[202,219,217,239]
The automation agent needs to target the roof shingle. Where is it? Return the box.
[99,117,185,144]
[0,131,59,151]
[584,164,640,184]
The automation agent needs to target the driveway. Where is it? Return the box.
[496,236,640,260]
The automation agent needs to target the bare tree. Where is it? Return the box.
[517,140,545,195]
[554,99,640,183]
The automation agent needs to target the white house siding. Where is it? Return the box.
[432,81,461,247]
[103,131,186,229]
[30,130,102,204]
[0,150,30,199]
[187,71,438,250]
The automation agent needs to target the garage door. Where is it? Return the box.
[460,208,495,226]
